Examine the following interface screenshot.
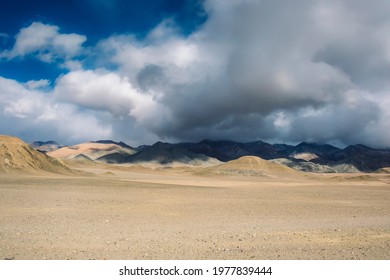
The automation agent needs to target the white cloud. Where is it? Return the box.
[24,79,50,89]
[98,20,217,87]
[0,76,111,143]
[1,22,86,62]
[60,60,83,71]
[54,69,161,122]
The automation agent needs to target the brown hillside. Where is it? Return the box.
[211,156,298,177]
[48,142,136,160]
[376,167,390,174]
[0,135,74,174]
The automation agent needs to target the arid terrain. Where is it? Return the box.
[1,159,389,260]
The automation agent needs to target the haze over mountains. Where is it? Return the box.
[31,137,390,173]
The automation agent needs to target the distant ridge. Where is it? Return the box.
[26,136,390,172]
[30,140,65,153]
[376,167,390,174]
[48,141,137,160]
[92,140,134,150]
[0,135,74,174]
[182,139,281,161]
[97,141,220,166]
[182,140,390,172]
[74,154,93,162]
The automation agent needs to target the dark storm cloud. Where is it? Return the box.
[124,0,390,146]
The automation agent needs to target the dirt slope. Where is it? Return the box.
[0,135,73,174]
[48,142,136,160]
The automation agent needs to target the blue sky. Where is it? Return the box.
[0,0,206,82]
[1,0,390,147]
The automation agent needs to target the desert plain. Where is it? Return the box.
[1,160,389,260]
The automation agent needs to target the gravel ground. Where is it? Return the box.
[0,169,389,260]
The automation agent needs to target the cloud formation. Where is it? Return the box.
[1,0,390,147]
[89,0,390,147]
[1,22,86,64]
[24,79,50,90]
[54,69,162,122]
[0,76,112,143]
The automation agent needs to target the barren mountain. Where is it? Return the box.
[271,158,336,173]
[332,144,390,172]
[184,139,281,161]
[0,135,73,174]
[48,141,137,160]
[30,141,64,153]
[95,140,390,172]
[184,140,390,172]
[27,137,390,173]
[287,142,341,159]
[97,141,220,166]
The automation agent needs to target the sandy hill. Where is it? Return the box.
[210,156,298,177]
[48,141,137,160]
[0,135,74,174]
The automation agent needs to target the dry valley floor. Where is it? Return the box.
[0,163,389,259]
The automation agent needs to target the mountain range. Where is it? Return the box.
[44,140,137,161]
[31,138,390,173]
